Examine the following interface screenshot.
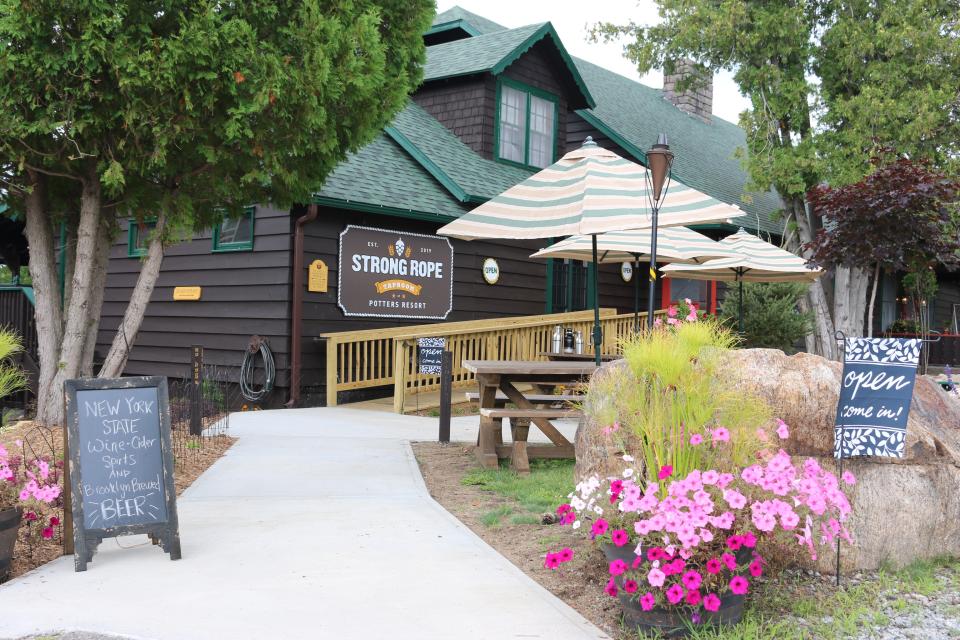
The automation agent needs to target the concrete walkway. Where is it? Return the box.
[0,408,607,640]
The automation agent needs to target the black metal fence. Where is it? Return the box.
[167,363,240,466]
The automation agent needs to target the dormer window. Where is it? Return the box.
[495,79,558,169]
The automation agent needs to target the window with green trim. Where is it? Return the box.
[496,79,558,169]
[127,219,156,258]
[213,207,255,252]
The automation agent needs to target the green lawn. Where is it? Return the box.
[461,458,574,527]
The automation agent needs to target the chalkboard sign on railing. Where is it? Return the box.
[417,337,446,375]
[65,376,181,571]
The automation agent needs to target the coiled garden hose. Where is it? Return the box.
[240,336,275,402]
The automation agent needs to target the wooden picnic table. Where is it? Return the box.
[539,351,621,362]
[462,360,597,474]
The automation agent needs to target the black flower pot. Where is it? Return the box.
[602,543,748,638]
[0,507,22,583]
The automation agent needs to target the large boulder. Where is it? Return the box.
[574,349,960,572]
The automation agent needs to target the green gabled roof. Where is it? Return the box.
[572,57,784,237]
[385,101,533,203]
[312,133,468,222]
[430,7,506,36]
[423,23,595,109]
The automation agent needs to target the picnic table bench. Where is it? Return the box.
[462,360,597,474]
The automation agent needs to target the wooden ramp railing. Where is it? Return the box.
[317,308,657,412]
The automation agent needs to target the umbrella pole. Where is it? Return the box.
[738,274,744,334]
[592,235,602,367]
[632,253,641,332]
[646,205,661,328]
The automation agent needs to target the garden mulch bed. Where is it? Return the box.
[413,441,960,640]
[1,420,235,581]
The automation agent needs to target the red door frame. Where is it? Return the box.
[660,279,718,314]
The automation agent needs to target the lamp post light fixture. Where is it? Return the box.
[645,133,675,328]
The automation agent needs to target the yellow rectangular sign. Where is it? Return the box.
[173,286,202,301]
[308,259,328,293]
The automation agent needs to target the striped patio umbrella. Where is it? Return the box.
[661,228,823,332]
[529,227,738,329]
[436,140,741,241]
[437,138,742,364]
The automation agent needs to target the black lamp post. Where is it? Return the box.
[646,134,675,328]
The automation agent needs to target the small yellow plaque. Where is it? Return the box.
[308,259,328,293]
[173,286,202,301]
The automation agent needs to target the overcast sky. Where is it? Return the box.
[434,1,752,125]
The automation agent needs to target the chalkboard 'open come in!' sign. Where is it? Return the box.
[65,376,181,571]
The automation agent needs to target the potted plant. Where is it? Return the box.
[545,316,856,636]
[0,328,62,582]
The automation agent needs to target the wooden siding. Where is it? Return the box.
[413,77,494,158]
[501,38,570,160]
[96,205,292,395]
[933,275,960,333]
[298,208,552,403]
[416,40,583,162]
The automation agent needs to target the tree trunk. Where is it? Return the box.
[80,215,115,377]
[784,197,837,359]
[62,220,77,319]
[834,264,871,339]
[866,262,880,338]
[40,171,102,425]
[99,209,167,378]
[22,173,64,426]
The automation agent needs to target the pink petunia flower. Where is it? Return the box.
[685,589,702,606]
[667,305,678,318]
[711,427,730,443]
[681,570,702,590]
[705,558,722,575]
[725,535,743,551]
[49,516,60,526]
[689,433,703,446]
[647,567,666,587]
[559,548,574,563]
[723,489,747,509]
[729,575,749,595]
[666,583,685,605]
[640,592,656,611]
[611,529,629,547]
[647,547,666,562]
[624,579,638,594]
[609,559,627,576]
[776,419,790,439]
[556,504,571,515]
[749,560,764,577]
[544,554,561,569]
[41,527,53,540]
[703,593,722,612]
[741,531,757,548]
[721,553,737,571]
[658,465,673,480]
[591,519,609,538]
[605,578,618,597]
[841,471,857,485]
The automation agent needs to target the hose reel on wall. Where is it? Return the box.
[240,335,275,403]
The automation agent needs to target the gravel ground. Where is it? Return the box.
[852,571,960,640]
[773,566,960,640]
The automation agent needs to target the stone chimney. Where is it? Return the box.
[663,60,713,124]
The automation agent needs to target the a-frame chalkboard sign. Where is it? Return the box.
[65,376,181,571]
